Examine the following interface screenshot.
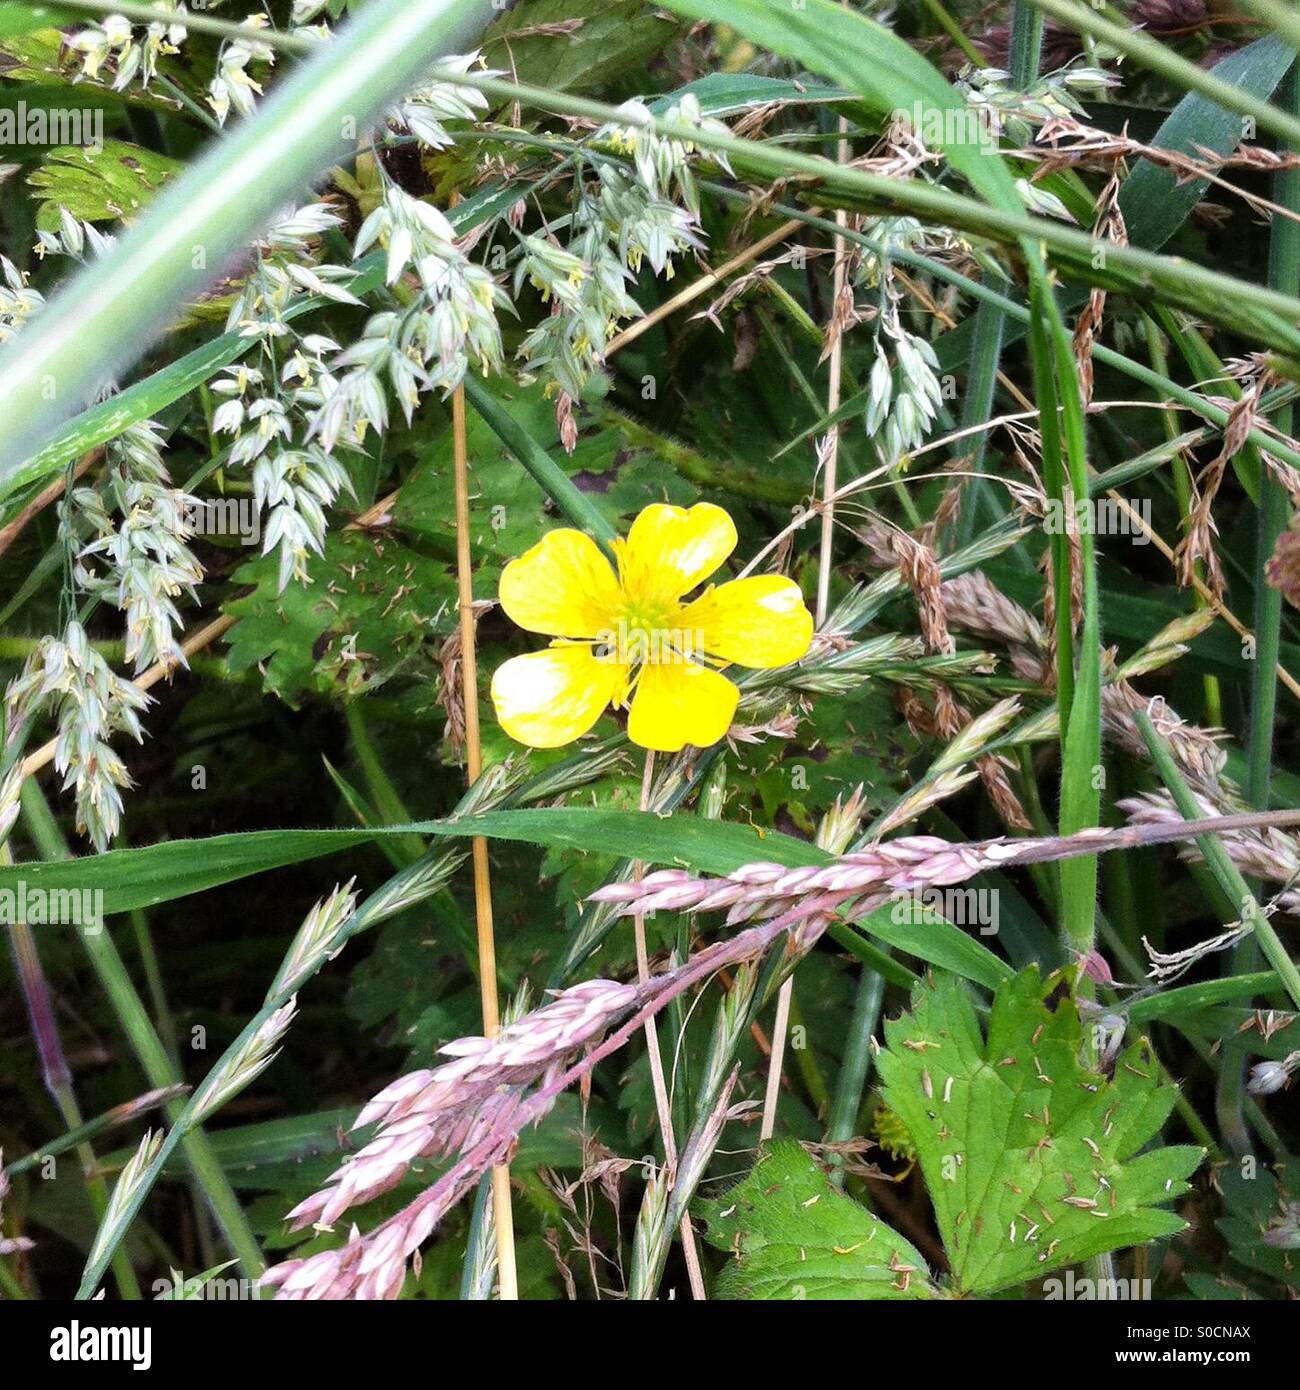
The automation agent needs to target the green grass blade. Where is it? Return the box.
[1135,711,1300,1013]
[0,0,498,478]
[19,781,267,1285]
[1049,297,1101,956]
[1025,0,1300,150]
[1220,58,1300,1152]
[955,0,1043,547]
[0,810,827,916]
[461,375,618,549]
[1120,35,1295,253]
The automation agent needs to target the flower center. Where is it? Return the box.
[597,598,700,667]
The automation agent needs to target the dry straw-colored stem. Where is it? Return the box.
[606,217,805,357]
[0,450,99,559]
[451,382,518,1301]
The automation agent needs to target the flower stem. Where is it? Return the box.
[632,749,706,1298]
[451,382,519,1300]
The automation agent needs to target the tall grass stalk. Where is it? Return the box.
[1219,60,1300,1154]
[450,383,518,1300]
[954,0,1042,548]
[761,20,853,1143]
[3,846,141,1298]
[18,781,266,1286]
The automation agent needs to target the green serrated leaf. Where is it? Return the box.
[224,527,458,705]
[480,0,674,95]
[0,84,120,160]
[876,967,1204,1295]
[1208,1160,1300,1298]
[697,1140,936,1299]
[0,28,177,120]
[28,138,180,228]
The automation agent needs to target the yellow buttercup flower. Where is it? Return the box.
[491,503,813,753]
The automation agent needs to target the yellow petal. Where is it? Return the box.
[626,660,739,753]
[499,529,622,640]
[681,575,814,668]
[618,503,737,606]
[491,645,626,748]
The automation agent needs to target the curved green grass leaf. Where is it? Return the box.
[647,72,852,116]
[655,0,1027,219]
[853,901,1012,993]
[1125,973,1281,1027]
[0,808,825,915]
